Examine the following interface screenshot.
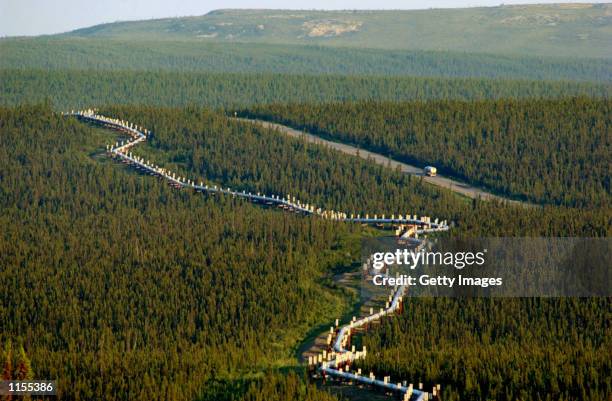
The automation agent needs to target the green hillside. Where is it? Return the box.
[1,102,609,401]
[2,3,611,401]
[1,70,609,110]
[243,97,612,207]
[60,4,612,58]
[2,39,610,82]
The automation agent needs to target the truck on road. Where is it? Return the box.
[424,166,437,177]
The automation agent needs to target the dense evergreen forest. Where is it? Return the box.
[1,39,611,81]
[2,104,610,401]
[2,4,611,399]
[356,298,611,400]
[1,70,610,110]
[99,104,610,237]
[0,105,357,400]
[243,97,611,208]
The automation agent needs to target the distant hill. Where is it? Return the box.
[61,4,612,58]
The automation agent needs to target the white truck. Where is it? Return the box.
[424,166,437,177]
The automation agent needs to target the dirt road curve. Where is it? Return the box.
[238,118,526,206]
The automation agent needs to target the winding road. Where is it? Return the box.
[237,118,526,206]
